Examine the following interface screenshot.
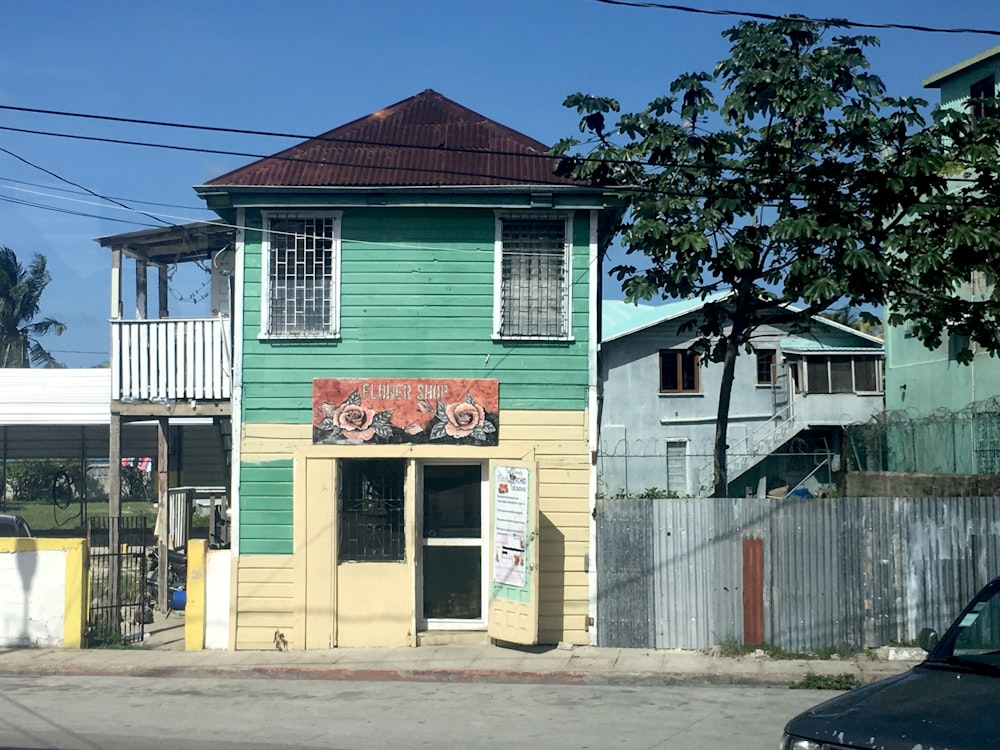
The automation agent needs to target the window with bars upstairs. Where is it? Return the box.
[264,213,339,337]
[497,214,570,339]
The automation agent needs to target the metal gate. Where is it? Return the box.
[86,517,151,647]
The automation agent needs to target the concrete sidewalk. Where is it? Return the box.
[0,641,924,687]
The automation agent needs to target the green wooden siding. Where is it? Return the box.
[239,461,294,554]
[237,205,596,553]
[240,207,594,422]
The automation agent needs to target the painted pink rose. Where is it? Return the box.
[332,403,376,441]
[444,401,486,438]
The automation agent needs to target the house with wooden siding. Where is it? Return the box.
[100,90,619,649]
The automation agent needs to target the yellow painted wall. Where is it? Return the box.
[230,555,296,650]
[337,563,413,647]
[236,407,591,648]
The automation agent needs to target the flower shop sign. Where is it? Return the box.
[313,378,499,445]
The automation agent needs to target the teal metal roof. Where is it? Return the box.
[602,294,883,353]
[778,337,882,354]
[601,292,732,342]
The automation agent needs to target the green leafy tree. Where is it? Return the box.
[555,17,1000,497]
[0,247,65,368]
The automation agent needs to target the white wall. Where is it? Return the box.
[0,549,67,647]
[204,548,232,649]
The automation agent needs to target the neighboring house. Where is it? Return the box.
[0,368,224,499]
[879,46,1000,473]
[98,90,619,649]
[598,297,884,498]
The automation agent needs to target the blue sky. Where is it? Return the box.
[2,0,999,368]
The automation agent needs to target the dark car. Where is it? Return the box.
[0,513,33,537]
[782,575,1000,750]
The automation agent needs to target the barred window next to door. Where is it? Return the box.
[338,458,405,562]
[495,213,571,339]
[262,211,341,338]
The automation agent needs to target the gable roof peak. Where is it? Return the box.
[202,89,580,189]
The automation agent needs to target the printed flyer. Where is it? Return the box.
[492,465,529,587]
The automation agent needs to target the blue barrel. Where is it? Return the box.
[169,588,187,610]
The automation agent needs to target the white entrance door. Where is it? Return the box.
[419,463,487,629]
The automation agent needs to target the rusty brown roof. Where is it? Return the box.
[202,89,581,189]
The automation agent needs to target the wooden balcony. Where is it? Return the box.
[111,317,232,416]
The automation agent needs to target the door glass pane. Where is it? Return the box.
[423,546,482,620]
[423,465,481,539]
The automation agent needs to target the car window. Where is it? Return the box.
[952,594,1000,656]
[0,521,16,537]
[933,581,1000,663]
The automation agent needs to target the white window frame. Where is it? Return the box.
[492,210,574,341]
[259,210,342,339]
[416,460,489,631]
[803,355,883,395]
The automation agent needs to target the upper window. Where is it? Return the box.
[659,350,700,393]
[803,356,881,394]
[755,350,776,385]
[494,213,572,340]
[970,75,997,120]
[261,211,341,338]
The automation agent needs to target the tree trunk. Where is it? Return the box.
[712,332,743,498]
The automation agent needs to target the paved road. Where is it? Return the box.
[0,675,833,749]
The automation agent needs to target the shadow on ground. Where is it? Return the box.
[137,607,185,650]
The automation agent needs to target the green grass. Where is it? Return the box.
[2,498,157,535]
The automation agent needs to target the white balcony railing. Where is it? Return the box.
[112,317,232,402]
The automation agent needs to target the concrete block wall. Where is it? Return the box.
[0,538,86,648]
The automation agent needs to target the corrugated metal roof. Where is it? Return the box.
[923,45,1000,88]
[0,369,110,425]
[601,292,733,343]
[779,337,882,354]
[602,294,883,354]
[202,89,582,189]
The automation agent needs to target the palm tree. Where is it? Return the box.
[0,247,66,368]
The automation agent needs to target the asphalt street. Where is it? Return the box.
[0,674,833,750]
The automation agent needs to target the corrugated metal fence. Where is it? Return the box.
[596,495,1000,652]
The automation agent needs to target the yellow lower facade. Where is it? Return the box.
[229,408,592,650]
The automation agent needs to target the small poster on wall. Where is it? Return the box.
[312,378,498,446]
[492,464,529,587]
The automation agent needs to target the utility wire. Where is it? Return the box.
[0,175,213,210]
[588,0,1000,36]
[2,119,995,189]
[0,124,577,189]
[0,144,170,227]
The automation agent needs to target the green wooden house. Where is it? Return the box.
[102,90,619,649]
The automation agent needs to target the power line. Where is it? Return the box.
[0,123,578,189]
[0,144,170,227]
[588,0,1000,36]
[0,193,161,227]
[3,118,994,191]
[0,103,582,164]
[0,175,213,211]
